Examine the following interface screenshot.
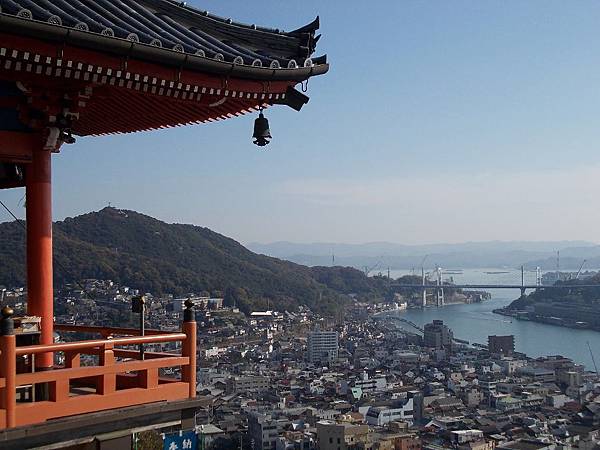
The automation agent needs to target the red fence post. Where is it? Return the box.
[64,351,80,368]
[0,307,17,428]
[97,341,116,395]
[181,300,197,398]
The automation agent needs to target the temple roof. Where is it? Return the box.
[0,1,329,138]
[0,0,327,81]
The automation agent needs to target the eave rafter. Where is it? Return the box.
[0,33,294,136]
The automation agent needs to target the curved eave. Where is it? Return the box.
[148,0,319,40]
[0,14,329,82]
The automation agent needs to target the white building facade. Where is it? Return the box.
[307,330,339,364]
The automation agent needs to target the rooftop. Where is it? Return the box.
[0,0,328,136]
[0,0,326,72]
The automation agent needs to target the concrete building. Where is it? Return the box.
[353,372,387,394]
[488,335,515,356]
[423,320,453,351]
[557,370,582,388]
[478,376,497,397]
[517,366,556,382]
[496,393,544,412]
[248,412,287,450]
[394,433,422,450]
[226,375,270,394]
[316,421,369,450]
[276,431,315,450]
[450,430,484,445]
[364,399,414,426]
[499,358,526,375]
[547,393,569,409]
[371,432,421,450]
[308,330,339,364]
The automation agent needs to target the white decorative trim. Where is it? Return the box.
[0,46,290,133]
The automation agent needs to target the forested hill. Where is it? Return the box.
[0,208,389,313]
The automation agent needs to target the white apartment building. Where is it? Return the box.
[307,330,339,364]
[364,398,414,426]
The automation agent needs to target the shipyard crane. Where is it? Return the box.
[419,255,429,272]
[364,258,383,276]
[575,259,587,280]
[588,341,599,374]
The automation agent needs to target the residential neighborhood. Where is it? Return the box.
[4,280,600,449]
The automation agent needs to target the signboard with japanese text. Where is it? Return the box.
[163,430,197,450]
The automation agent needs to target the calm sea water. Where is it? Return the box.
[383,268,600,370]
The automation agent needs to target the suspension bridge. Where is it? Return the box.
[389,265,598,308]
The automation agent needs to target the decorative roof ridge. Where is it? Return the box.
[0,0,327,69]
[154,0,320,38]
[0,12,329,82]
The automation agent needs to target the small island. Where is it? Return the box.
[494,274,600,331]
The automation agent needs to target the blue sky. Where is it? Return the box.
[3,1,600,244]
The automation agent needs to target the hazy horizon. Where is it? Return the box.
[3,206,598,271]
[1,206,597,248]
[247,238,598,247]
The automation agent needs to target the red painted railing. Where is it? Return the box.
[0,303,197,429]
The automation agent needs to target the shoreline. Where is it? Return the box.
[493,307,599,332]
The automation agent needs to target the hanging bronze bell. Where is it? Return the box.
[252,111,272,146]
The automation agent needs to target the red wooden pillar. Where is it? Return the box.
[0,307,17,429]
[26,147,54,369]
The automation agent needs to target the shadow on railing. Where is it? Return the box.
[0,300,197,429]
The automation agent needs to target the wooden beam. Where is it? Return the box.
[0,131,39,163]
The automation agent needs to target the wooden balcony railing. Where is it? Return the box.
[0,300,197,429]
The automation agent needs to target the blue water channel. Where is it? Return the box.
[384,268,600,370]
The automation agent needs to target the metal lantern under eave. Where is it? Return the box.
[252,110,272,146]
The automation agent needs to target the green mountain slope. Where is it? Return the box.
[0,208,389,313]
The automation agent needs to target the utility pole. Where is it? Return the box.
[131,295,146,360]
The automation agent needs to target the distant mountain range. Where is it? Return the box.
[247,241,600,271]
[0,208,390,314]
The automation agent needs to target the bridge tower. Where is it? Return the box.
[439,268,445,306]
[435,267,445,307]
[520,265,526,297]
[421,267,427,308]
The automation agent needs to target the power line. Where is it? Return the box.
[0,199,96,302]
[0,199,21,222]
